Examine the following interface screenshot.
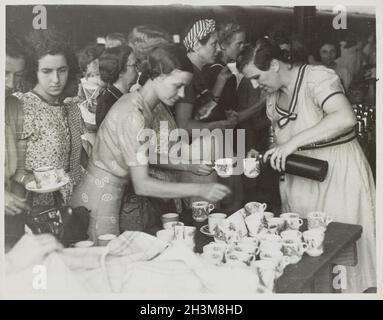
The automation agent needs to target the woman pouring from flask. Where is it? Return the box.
[237,39,376,293]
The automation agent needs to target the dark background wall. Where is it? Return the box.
[6,5,375,50]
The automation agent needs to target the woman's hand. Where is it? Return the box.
[199,183,231,203]
[223,110,239,129]
[5,234,63,274]
[264,140,299,172]
[189,162,214,176]
[4,191,30,216]
[217,66,233,83]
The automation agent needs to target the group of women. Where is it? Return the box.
[5,18,376,293]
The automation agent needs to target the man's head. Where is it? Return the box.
[6,36,26,96]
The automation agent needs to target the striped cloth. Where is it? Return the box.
[183,19,216,51]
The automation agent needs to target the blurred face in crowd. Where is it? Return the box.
[106,37,123,49]
[5,55,25,97]
[319,43,337,67]
[241,59,282,93]
[221,31,246,62]
[195,32,221,65]
[34,54,68,102]
[153,69,193,106]
[120,52,139,89]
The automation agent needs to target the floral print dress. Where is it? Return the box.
[14,91,73,207]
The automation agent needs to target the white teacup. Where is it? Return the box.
[208,213,227,234]
[266,217,285,233]
[244,202,267,215]
[280,213,304,231]
[225,251,252,266]
[74,240,94,248]
[156,229,174,242]
[184,226,197,241]
[33,166,59,188]
[260,249,290,278]
[245,214,264,236]
[191,201,215,222]
[239,236,260,247]
[259,240,283,254]
[307,211,333,231]
[282,240,308,264]
[262,212,274,223]
[97,234,117,246]
[280,230,303,242]
[303,229,325,257]
[163,221,184,230]
[213,158,235,177]
[161,213,179,227]
[243,158,261,178]
[231,243,260,257]
[202,251,224,265]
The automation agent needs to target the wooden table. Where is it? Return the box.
[180,212,362,293]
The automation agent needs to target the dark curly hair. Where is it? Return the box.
[98,45,132,85]
[24,29,80,98]
[77,43,105,74]
[139,43,193,85]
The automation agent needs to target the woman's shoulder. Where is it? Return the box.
[305,65,339,83]
[12,91,45,114]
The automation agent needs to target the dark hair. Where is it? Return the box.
[77,44,105,73]
[98,45,132,84]
[237,36,307,72]
[217,22,246,45]
[6,32,26,59]
[106,32,128,46]
[139,43,193,84]
[24,29,80,97]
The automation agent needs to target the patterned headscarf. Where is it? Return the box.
[183,19,216,51]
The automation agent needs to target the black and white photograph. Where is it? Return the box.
[1,0,381,299]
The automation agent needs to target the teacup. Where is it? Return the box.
[243,158,261,178]
[280,213,303,231]
[282,240,308,264]
[156,229,174,242]
[213,158,235,178]
[259,249,290,278]
[231,243,260,257]
[33,166,58,188]
[259,240,283,254]
[239,236,260,247]
[161,213,179,227]
[183,226,197,242]
[244,202,267,215]
[307,211,333,231]
[258,233,282,243]
[262,212,274,224]
[266,217,285,233]
[74,240,94,248]
[280,230,303,242]
[208,213,227,234]
[97,234,116,246]
[174,225,185,240]
[202,251,224,265]
[245,214,264,236]
[191,201,215,222]
[303,229,325,257]
[56,168,67,182]
[163,221,184,230]
[225,251,253,266]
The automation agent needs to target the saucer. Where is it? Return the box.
[26,177,69,193]
[200,225,214,237]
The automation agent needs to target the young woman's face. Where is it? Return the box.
[196,32,221,65]
[221,31,246,61]
[154,69,193,106]
[241,61,281,93]
[319,44,337,67]
[36,54,68,98]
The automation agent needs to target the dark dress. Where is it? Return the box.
[95,84,123,128]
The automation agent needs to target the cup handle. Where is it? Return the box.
[262,203,267,211]
[298,218,303,226]
[301,243,308,253]
[326,216,333,225]
[254,247,260,256]
[208,204,215,212]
